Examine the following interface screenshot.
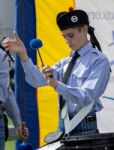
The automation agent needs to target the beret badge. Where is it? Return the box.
[71,15,78,23]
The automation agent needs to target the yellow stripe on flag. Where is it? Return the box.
[35,0,75,146]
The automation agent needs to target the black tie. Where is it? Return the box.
[60,51,80,111]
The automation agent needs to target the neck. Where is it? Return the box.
[76,40,89,51]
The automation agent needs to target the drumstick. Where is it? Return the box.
[30,38,53,77]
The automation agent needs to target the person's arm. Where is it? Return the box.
[5,88,29,140]
[0,52,28,140]
[4,88,21,127]
[21,58,48,87]
[3,32,48,87]
[22,56,68,88]
[0,50,21,125]
[45,58,110,107]
[56,58,110,106]
[3,32,68,88]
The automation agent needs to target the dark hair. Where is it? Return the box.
[88,26,102,51]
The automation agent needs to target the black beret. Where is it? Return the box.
[56,9,89,30]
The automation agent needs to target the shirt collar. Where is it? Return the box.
[77,42,92,57]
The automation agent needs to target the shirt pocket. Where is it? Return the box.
[72,68,90,87]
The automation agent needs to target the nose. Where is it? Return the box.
[65,37,71,45]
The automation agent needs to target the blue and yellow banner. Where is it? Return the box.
[15,0,75,149]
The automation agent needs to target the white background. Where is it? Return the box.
[76,0,114,133]
[0,0,14,40]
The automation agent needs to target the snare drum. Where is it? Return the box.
[59,133,114,150]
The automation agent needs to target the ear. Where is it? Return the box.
[83,25,88,34]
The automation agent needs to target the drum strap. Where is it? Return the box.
[61,101,94,134]
[44,101,94,144]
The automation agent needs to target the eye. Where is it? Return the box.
[68,34,74,38]
[62,33,74,39]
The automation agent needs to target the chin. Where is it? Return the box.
[70,46,75,49]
